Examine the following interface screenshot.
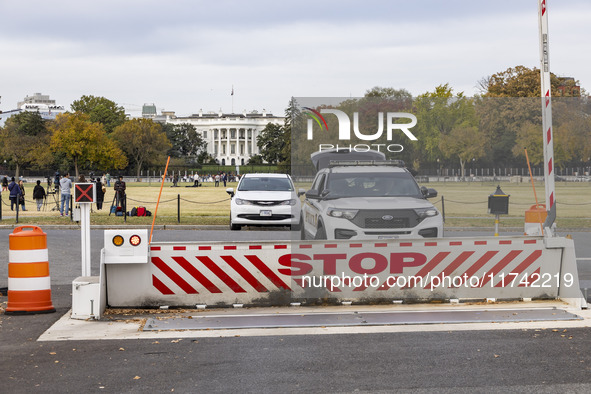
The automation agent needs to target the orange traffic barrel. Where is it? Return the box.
[6,226,55,314]
[524,204,547,236]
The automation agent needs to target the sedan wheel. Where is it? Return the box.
[230,215,241,231]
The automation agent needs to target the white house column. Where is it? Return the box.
[236,128,240,163]
[225,128,230,162]
[245,129,249,156]
[217,129,222,162]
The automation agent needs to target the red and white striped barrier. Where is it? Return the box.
[103,233,584,309]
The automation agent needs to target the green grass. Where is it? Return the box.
[3,180,590,229]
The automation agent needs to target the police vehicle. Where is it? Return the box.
[301,156,442,240]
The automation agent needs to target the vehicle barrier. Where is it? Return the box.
[101,231,585,311]
[6,226,55,315]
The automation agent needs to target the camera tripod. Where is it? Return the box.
[45,190,60,211]
[108,192,126,217]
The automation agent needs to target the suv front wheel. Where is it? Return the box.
[314,224,327,240]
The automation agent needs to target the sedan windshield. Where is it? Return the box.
[238,177,294,191]
[325,173,421,198]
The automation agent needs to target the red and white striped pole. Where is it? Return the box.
[538,0,556,232]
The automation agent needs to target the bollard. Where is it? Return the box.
[6,226,56,314]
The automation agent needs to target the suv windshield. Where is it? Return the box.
[325,172,421,198]
[238,177,294,191]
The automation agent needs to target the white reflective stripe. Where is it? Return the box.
[8,276,51,291]
[8,249,49,263]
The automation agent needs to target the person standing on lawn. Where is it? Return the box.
[60,173,72,216]
[33,180,46,211]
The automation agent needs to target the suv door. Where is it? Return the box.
[302,172,326,239]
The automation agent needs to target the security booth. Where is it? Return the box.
[488,185,509,236]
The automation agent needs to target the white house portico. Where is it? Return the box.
[162,109,283,165]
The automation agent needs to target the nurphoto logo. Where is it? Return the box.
[303,107,418,153]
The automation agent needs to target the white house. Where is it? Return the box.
[162,109,284,165]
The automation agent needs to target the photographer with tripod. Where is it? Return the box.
[114,175,126,207]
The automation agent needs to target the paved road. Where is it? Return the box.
[1,228,591,392]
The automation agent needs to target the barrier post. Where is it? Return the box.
[0,192,2,221]
[177,194,180,223]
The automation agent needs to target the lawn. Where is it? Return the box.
[3,179,591,229]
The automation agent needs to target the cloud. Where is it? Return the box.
[0,0,590,116]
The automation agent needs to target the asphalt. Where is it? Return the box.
[2,228,591,393]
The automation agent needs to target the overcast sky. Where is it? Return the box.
[1,0,589,117]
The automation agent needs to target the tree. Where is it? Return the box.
[111,118,171,181]
[257,123,287,164]
[475,97,541,167]
[439,124,486,178]
[281,97,304,171]
[0,111,51,178]
[247,154,264,164]
[49,113,127,178]
[482,65,579,97]
[71,95,127,133]
[412,84,475,169]
[364,86,413,100]
[162,123,207,162]
[512,122,544,165]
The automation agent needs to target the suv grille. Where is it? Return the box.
[351,209,419,229]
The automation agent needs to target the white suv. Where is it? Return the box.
[301,161,443,240]
[226,173,302,230]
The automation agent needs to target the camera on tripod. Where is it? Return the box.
[46,175,55,193]
[53,171,60,193]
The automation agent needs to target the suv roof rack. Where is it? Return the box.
[328,160,406,168]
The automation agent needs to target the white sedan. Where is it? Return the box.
[226,173,303,230]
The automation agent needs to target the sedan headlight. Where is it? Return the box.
[327,208,359,220]
[235,198,253,205]
[279,199,298,206]
[414,208,439,219]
